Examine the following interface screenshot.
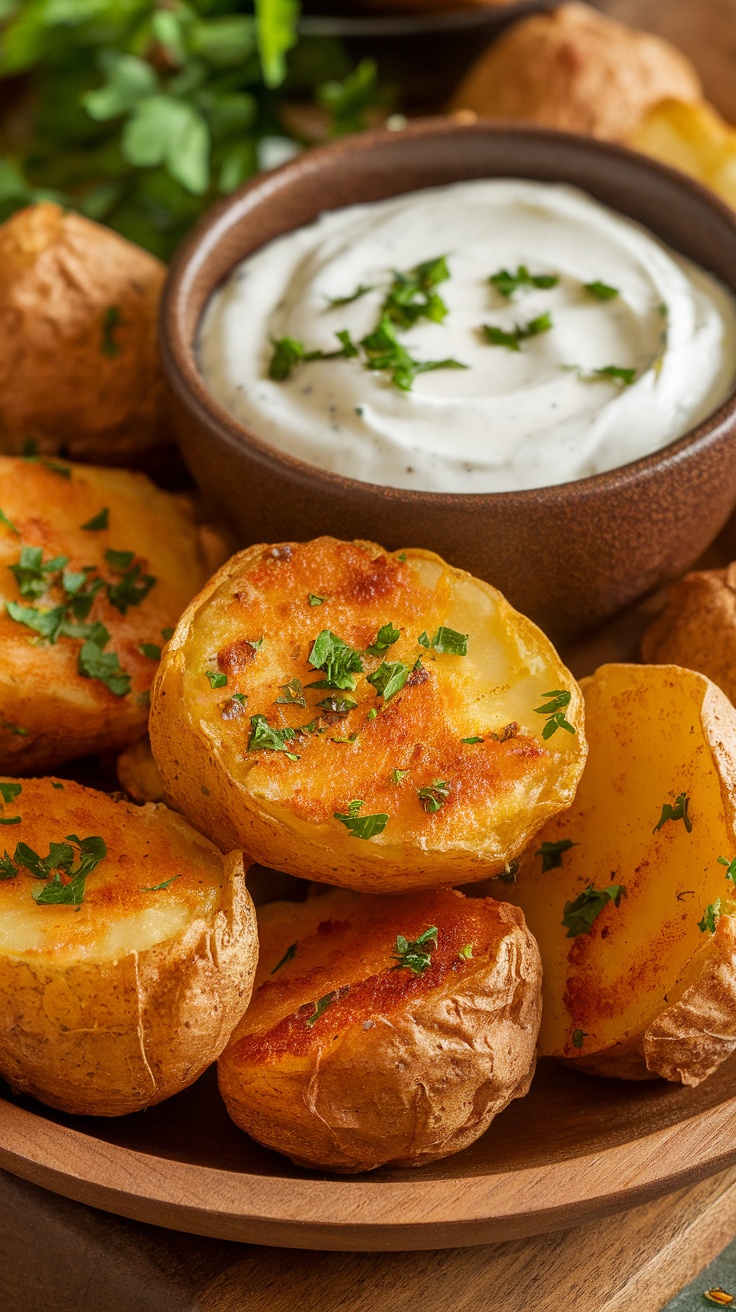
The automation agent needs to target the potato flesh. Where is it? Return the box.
[0,778,222,963]
[178,538,583,859]
[502,663,736,1058]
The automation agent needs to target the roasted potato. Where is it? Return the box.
[0,456,212,772]
[642,563,736,706]
[502,663,736,1086]
[116,736,166,804]
[218,886,540,1171]
[450,3,702,142]
[0,204,169,468]
[150,537,586,892]
[630,98,736,211]
[0,776,258,1115]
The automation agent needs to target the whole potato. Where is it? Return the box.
[0,203,169,468]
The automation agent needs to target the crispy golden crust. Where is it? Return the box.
[502,663,736,1086]
[116,736,167,804]
[450,3,701,141]
[150,536,586,892]
[0,777,258,1116]
[0,457,211,772]
[0,203,169,468]
[642,563,736,707]
[218,887,541,1171]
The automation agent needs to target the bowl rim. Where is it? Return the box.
[160,116,736,510]
[297,0,552,39]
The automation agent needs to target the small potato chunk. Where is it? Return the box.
[150,537,586,892]
[0,203,168,468]
[0,777,258,1116]
[642,563,736,707]
[503,663,736,1086]
[630,99,736,211]
[218,886,540,1172]
[450,3,701,142]
[0,456,211,772]
[116,736,166,804]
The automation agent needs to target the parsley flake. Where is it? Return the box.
[391,768,409,785]
[584,280,619,300]
[462,736,484,745]
[417,779,451,814]
[417,626,468,656]
[572,1028,588,1049]
[718,855,736,882]
[268,330,358,381]
[305,991,338,1028]
[361,314,466,392]
[325,284,374,308]
[143,874,183,892]
[81,508,109,531]
[562,884,626,937]
[458,943,473,960]
[0,508,18,535]
[382,255,450,329]
[101,306,121,358]
[247,714,300,760]
[483,312,553,352]
[105,548,156,614]
[271,941,297,974]
[699,899,724,934]
[0,783,22,805]
[654,793,692,834]
[536,838,577,872]
[534,689,576,739]
[10,834,107,906]
[393,925,438,975]
[79,636,131,697]
[276,677,306,707]
[308,593,325,606]
[366,622,400,656]
[308,630,363,691]
[139,643,161,661]
[489,266,558,298]
[206,669,228,689]
[366,660,409,704]
[334,799,388,839]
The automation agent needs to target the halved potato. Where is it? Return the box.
[0,456,212,772]
[502,663,736,1085]
[150,537,586,892]
[0,776,257,1115]
[642,562,736,706]
[116,736,166,804]
[630,98,736,210]
[218,885,541,1172]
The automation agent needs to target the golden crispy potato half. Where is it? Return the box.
[150,537,586,892]
[0,456,212,772]
[630,98,736,210]
[0,203,169,468]
[0,776,257,1116]
[218,886,540,1171]
[450,3,701,142]
[502,663,736,1086]
[642,562,736,706]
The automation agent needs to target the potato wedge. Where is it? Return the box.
[502,663,736,1085]
[0,456,212,772]
[218,886,540,1171]
[630,98,736,210]
[150,537,586,892]
[0,776,257,1116]
[0,203,169,468]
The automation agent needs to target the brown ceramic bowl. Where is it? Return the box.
[160,119,736,643]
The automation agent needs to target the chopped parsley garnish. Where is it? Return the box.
[718,855,736,882]
[276,677,306,707]
[534,689,576,739]
[0,508,18,535]
[562,884,626,937]
[1,720,28,736]
[10,545,69,600]
[483,312,553,352]
[8,834,107,906]
[583,365,637,387]
[308,593,325,606]
[366,660,409,703]
[366,622,400,656]
[268,330,358,381]
[462,736,484,745]
[584,280,619,300]
[247,714,300,760]
[699,899,724,934]
[161,627,175,642]
[317,694,357,716]
[308,629,364,691]
[206,670,228,689]
[489,266,558,298]
[334,798,389,839]
[0,853,16,878]
[105,548,156,614]
[417,779,451,814]
[143,874,183,891]
[458,943,473,960]
[0,816,21,826]
[393,925,438,975]
[536,838,577,872]
[79,634,131,697]
[271,941,297,974]
[325,284,374,308]
[101,305,121,358]
[331,731,360,744]
[0,783,22,805]
[391,768,409,785]
[382,255,450,329]
[81,508,109,531]
[654,793,692,834]
[305,991,338,1028]
[417,626,468,656]
[572,1028,588,1049]
[139,643,161,661]
[361,314,467,392]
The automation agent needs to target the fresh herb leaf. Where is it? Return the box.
[489,265,558,298]
[572,1028,588,1049]
[81,508,109,531]
[276,677,306,707]
[0,852,16,879]
[534,689,576,739]
[19,834,107,906]
[430,625,468,656]
[0,816,20,825]
[366,622,400,656]
[256,0,299,90]
[1,720,28,736]
[393,925,438,975]
[699,899,724,934]
[334,800,388,839]
[271,941,297,974]
[0,783,21,804]
[462,736,484,745]
[382,255,450,329]
[139,643,161,661]
[361,314,466,392]
[247,714,300,760]
[536,838,577,872]
[581,365,637,387]
[268,330,358,381]
[654,793,692,834]
[0,508,18,535]
[417,779,451,814]
[308,593,325,607]
[78,637,131,697]
[206,670,228,689]
[391,768,409,785]
[718,855,736,882]
[305,990,337,1028]
[562,884,626,937]
[308,629,364,691]
[584,280,619,300]
[105,550,155,614]
[458,943,473,960]
[483,312,553,352]
[325,284,374,308]
[143,874,183,892]
[161,627,175,642]
[9,545,68,600]
[366,660,409,703]
[101,306,121,358]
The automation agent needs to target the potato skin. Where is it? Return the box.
[218,888,540,1172]
[150,536,586,893]
[0,456,211,772]
[0,777,258,1116]
[502,663,736,1086]
[642,563,736,708]
[0,204,170,468]
[450,3,701,141]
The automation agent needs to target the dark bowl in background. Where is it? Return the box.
[159,119,736,643]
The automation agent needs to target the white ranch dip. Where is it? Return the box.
[198,179,736,493]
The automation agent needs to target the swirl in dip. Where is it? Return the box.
[197,179,736,493]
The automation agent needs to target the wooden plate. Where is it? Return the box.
[3,1055,736,1251]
